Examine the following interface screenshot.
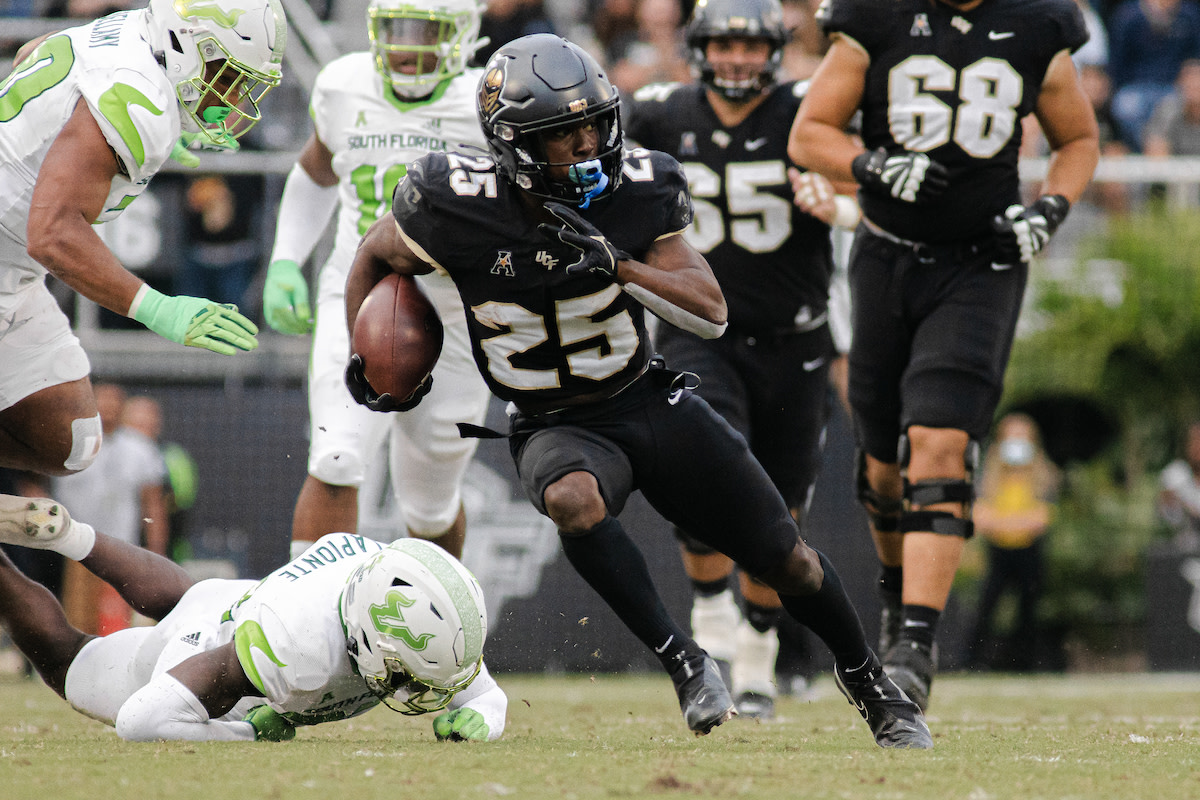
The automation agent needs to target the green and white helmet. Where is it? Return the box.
[340,539,488,714]
[146,0,286,143]
[367,0,485,99]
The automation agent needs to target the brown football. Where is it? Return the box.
[351,273,443,401]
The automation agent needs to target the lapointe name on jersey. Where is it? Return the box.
[275,534,382,582]
[347,132,450,152]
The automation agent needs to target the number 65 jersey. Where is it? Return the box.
[819,0,1088,243]
[392,149,694,411]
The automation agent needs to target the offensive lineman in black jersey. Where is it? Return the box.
[343,33,932,747]
[623,0,862,721]
[788,0,1099,711]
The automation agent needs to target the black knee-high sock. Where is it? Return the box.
[559,516,696,672]
[778,550,874,673]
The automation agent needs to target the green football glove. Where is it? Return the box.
[433,708,490,742]
[131,286,258,354]
[263,259,314,335]
[168,130,240,168]
[168,138,200,168]
[244,705,296,742]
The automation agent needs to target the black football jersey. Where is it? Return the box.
[820,0,1088,243]
[392,149,693,407]
[625,81,833,332]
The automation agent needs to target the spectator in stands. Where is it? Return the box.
[607,0,690,94]
[1143,59,1200,155]
[591,0,640,66]
[1158,420,1200,549]
[52,384,169,634]
[780,0,825,81]
[471,0,555,65]
[1073,0,1109,70]
[966,413,1060,671]
[1108,0,1200,150]
[178,174,265,310]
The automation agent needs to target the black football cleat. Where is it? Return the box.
[835,661,933,749]
[883,639,936,713]
[671,653,736,735]
[734,691,775,720]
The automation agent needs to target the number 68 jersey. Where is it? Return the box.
[819,0,1088,243]
[392,149,694,411]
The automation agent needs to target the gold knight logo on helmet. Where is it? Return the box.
[479,66,505,118]
[567,98,589,113]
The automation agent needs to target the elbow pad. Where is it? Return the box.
[116,674,256,742]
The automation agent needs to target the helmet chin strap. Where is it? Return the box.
[569,159,608,209]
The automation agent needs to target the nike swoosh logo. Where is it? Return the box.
[654,634,675,654]
[744,137,769,151]
[97,83,165,168]
[991,262,1014,271]
[802,357,827,372]
[988,31,1014,40]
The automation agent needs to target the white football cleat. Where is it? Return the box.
[0,494,92,559]
[0,495,70,543]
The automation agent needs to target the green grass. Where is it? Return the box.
[2,671,1199,799]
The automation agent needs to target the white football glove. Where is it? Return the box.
[851,148,949,203]
[990,194,1070,264]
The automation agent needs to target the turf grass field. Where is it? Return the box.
[0,670,1197,799]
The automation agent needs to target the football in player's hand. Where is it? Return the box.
[351,273,443,402]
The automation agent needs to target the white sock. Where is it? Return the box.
[58,521,96,561]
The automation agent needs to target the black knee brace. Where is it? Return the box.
[897,436,978,539]
[855,448,902,532]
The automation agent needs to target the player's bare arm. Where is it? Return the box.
[169,641,261,719]
[345,217,431,333]
[787,36,869,181]
[26,98,145,316]
[619,231,727,331]
[1034,49,1101,204]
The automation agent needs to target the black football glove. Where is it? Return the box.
[851,147,950,204]
[344,353,433,413]
[537,201,632,281]
[990,194,1070,264]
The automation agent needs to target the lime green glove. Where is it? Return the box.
[131,286,258,354]
[244,705,296,742]
[263,259,314,334]
[168,138,200,168]
[169,130,239,168]
[433,708,490,742]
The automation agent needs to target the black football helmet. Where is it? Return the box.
[477,34,623,206]
[685,0,788,102]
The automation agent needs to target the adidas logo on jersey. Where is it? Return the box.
[181,632,201,647]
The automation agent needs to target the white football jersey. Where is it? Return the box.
[225,533,389,724]
[0,9,179,255]
[309,53,486,317]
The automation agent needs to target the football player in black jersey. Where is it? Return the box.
[788,0,1100,711]
[344,33,932,748]
[624,0,862,721]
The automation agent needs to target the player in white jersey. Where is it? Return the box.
[0,0,284,478]
[264,0,491,561]
[0,494,507,743]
